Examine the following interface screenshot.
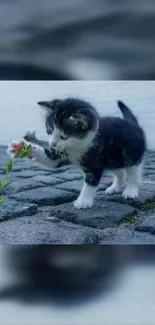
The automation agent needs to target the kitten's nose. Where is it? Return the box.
[51,143,57,148]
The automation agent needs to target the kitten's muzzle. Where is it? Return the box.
[51,143,57,148]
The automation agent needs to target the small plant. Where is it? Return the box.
[0,144,32,207]
[142,201,155,212]
[122,214,138,224]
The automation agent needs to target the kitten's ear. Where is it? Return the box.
[37,99,60,111]
[68,115,88,131]
[23,131,36,142]
[32,131,36,137]
[37,101,53,112]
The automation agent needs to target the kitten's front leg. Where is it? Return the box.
[7,139,68,169]
[74,171,101,209]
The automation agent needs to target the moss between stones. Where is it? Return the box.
[0,217,4,223]
[122,214,138,224]
[142,201,155,212]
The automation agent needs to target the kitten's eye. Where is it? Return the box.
[47,129,52,135]
[60,135,68,140]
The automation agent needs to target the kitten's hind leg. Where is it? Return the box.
[105,169,126,195]
[122,163,142,199]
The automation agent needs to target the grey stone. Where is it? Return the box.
[55,179,82,193]
[0,215,99,244]
[55,168,83,181]
[145,160,155,166]
[30,164,53,172]
[145,166,155,171]
[28,162,71,173]
[10,187,77,206]
[49,200,136,229]
[140,183,155,192]
[50,165,75,173]
[143,180,155,185]
[0,169,5,174]
[1,157,10,163]
[0,199,38,220]
[10,166,32,172]
[1,144,155,245]
[146,175,155,181]
[31,175,64,186]
[14,170,50,178]
[98,177,112,191]
[8,162,33,171]
[2,174,22,182]
[103,188,155,209]
[99,227,155,244]
[0,174,5,180]
[136,215,155,234]
[143,170,155,176]
[55,177,111,194]
[2,178,44,195]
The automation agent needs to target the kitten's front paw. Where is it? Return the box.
[7,139,29,159]
[122,186,139,199]
[74,196,93,209]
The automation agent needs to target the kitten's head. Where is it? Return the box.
[38,98,99,152]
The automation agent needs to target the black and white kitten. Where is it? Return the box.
[7,98,146,209]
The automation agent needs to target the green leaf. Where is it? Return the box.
[0,198,6,206]
[6,160,13,173]
[2,181,14,189]
[0,195,5,199]
[19,145,32,158]
[26,144,32,150]
[0,143,33,207]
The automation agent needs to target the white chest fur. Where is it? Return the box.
[67,148,83,166]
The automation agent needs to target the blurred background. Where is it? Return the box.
[0,0,155,80]
[1,81,155,151]
[0,246,155,325]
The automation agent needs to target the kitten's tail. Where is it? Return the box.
[117,100,139,126]
[117,100,155,151]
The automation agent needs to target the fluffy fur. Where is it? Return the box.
[7,98,146,209]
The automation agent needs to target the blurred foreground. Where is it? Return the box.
[0,246,155,324]
[0,0,155,80]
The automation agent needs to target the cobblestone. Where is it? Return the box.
[1,146,155,244]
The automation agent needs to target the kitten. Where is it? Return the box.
[7,98,146,209]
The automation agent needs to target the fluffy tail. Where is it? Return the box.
[117,101,155,152]
[117,100,139,126]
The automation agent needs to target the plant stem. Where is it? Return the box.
[0,156,19,189]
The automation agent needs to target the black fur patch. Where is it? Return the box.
[44,148,71,168]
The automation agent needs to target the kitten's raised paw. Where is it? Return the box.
[122,186,139,199]
[74,196,93,209]
[7,139,28,159]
